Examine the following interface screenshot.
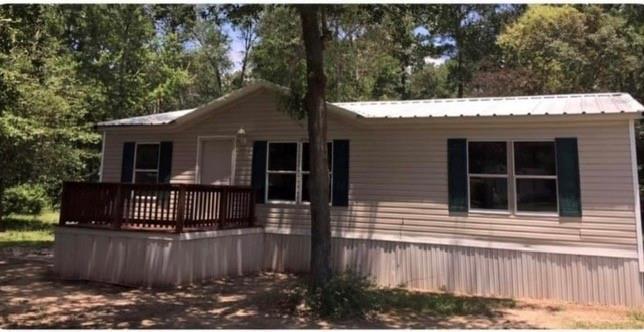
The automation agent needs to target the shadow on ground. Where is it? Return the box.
[0,254,537,329]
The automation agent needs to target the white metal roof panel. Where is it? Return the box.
[96,88,644,128]
[96,108,195,127]
[331,93,644,118]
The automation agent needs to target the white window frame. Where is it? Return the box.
[466,139,560,217]
[133,142,161,184]
[512,140,559,217]
[467,141,511,214]
[265,141,333,205]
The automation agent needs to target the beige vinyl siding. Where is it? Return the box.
[100,88,639,253]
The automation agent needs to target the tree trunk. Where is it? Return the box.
[239,57,248,88]
[238,27,254,88]
[298,4,332,289]
[0,179,5,231]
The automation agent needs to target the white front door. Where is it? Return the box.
[199,139,234,185]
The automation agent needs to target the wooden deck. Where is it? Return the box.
[59,182,256,233]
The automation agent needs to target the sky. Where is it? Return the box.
[223,22,246,71]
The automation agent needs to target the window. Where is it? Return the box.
[266,142,333,203]
[134,143,160,184]
[514,142,557,213]
[267,143,298,201]
[466,140,559,214]
[468,142,508,211]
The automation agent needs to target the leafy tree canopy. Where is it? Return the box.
[0,3,643,220]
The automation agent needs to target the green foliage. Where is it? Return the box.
[421,5,525,97]
[0,5,100,215]
[307,271,378,319]
[0,3,643,218]
[0,209,58,247]
[497,5,644,99]
[250,6,305,88]
[373,287,515,316]
[259,271,516,320]
[3,184,48,215]
[409,63,452,99]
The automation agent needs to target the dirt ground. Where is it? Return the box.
[1,248,643,329]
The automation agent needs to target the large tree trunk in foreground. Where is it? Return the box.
[0,179,5,231]
[298,4,332,289]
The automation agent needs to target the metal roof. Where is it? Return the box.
[333,93,644,118]
[96,108,195,127]
[96,86,644,128]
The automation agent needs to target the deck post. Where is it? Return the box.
[175,185,186,233]
[249,191,256,227]
[58,182,69,226]
[111,184,123,230]
[219,187,229,229]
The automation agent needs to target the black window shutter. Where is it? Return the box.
[251,141,267,203]
[121,142,135,183]
[448,138,468,213]
[556,138,582,217]
[332,140,350,207]
[158,141,173,183]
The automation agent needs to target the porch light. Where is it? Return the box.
[236,127,247,145]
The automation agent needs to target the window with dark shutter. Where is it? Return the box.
[133,143,160,184]
[267,142,298,202]
[468,141,509,211]
[448,139,468,212]
[514,141,558,213]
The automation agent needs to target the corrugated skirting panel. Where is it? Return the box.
[264,233,644,307]
[54,229,264,287]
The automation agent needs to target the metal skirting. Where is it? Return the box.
[263,233,644,307]
[54,227,644,306]
[54,227,264,287]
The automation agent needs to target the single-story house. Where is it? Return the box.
[55,81,644,307]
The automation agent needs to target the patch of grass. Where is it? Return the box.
[570,311,644,329]
[257,272,515,321]
[0,210,59,247]
[572,320,644,329]
[372,288,515,317]
[630,310,644,322]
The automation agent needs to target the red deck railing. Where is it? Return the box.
[59,182,256,233]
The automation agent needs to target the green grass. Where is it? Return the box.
[571,310,644,329]
[0,210,59,247]
[371,288,515,317]
[258,273,516,320]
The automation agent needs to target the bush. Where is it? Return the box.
[2,184,48,215]
[306,271,378,320]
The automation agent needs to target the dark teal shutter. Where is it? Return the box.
[448,139,468,213]
[556,138,582,217]
[332,140,350,207]
[251,141,267,203]
[120,142,135,183]
[158,141,173,183]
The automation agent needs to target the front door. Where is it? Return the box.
[199,138,234,185]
